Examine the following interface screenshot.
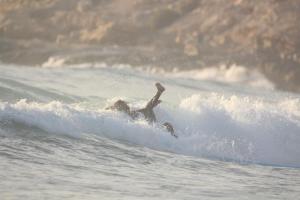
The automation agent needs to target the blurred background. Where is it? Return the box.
[1,0,300,92]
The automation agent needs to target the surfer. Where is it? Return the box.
[106,83,177,138]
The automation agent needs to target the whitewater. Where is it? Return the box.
[0,62,299,199]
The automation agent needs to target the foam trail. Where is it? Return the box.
[1,96,299,167]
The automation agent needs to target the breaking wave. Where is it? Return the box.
[1,95,299,167]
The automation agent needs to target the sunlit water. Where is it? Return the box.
[0,63,299,199]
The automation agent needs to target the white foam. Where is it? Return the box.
[1,96,299,167]
[175,94,300,167]
[41,57,132,70]
[170,64,274,90]
[42,56,68,68]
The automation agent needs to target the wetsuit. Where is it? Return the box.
[130,86,164,123]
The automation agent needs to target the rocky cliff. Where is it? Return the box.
[0,0,299,92]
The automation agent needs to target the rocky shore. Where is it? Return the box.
[0,0,299,92]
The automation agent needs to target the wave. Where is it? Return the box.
[170,64,274,90]
[41,58,274,90]
[1,96,299,167]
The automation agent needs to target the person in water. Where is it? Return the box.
[106,83,177,138]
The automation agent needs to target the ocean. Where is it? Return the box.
[0,62,299,199]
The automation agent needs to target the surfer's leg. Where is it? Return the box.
[137,83,165,123]
[163,122,177,138]
[145,83,165,110]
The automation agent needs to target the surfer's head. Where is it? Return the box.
[111,100,130,114]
